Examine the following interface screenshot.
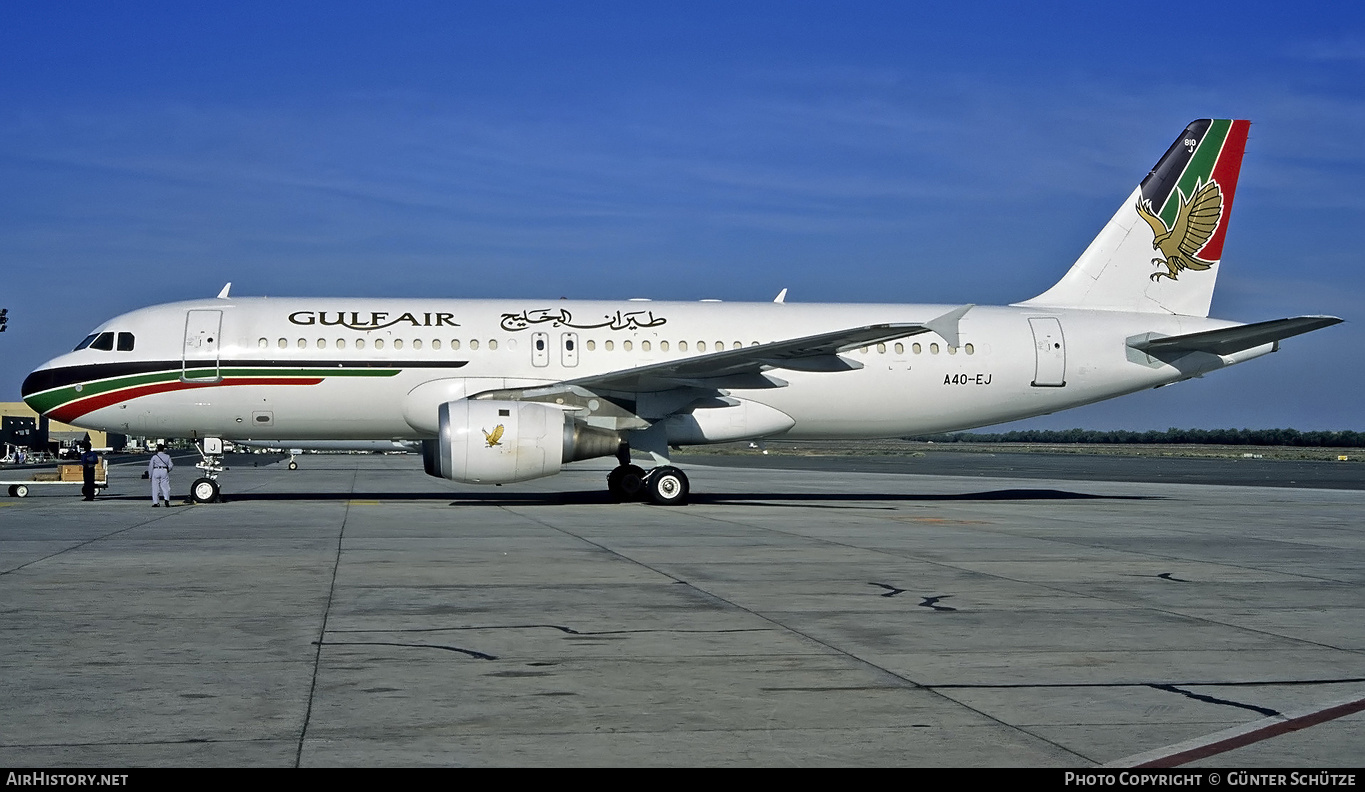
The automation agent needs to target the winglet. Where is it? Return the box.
[216,283,232,299]
[924,304,973,348]
[774,288,787,304]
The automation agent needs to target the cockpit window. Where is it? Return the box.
[117,332,135,351]
[74,334,98,351]
[89,332,115,351]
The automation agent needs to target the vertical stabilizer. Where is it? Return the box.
[1019,119,1250,317]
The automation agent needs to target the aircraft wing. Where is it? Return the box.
[467,307,972,428]
[559,306,971,394]
[1128,315,1342,358]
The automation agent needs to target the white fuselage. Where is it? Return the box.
[26,297,1270,443]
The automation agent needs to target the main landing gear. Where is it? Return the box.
[189,438,226,504]
[606,445,690,506]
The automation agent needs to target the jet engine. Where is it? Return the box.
[422,399,621,484]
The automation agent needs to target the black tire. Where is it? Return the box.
[9,484,27,498]
[190,477,220,504]
[288,461,298,470]
[607,464,647,501]
[646,466,689,506]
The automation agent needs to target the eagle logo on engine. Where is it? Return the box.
[483,424,505,448]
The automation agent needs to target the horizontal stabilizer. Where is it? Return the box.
[1127,316,1341,357]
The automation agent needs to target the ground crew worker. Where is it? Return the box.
[79,440,100,501]
[149,444,174,507]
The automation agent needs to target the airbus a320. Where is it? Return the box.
[21,119,1341,505]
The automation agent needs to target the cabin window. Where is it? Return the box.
[535,338,545,351]
[258,338,268,349]
[450,340,460,350]
[679,341,688,352]
[74,334,98,351]
[876,343,886,354]
[948,345,957,355]
[623,340,633,351]
[586,340,596,351]
[489,340,498,350]
[659,340,669,352]
[412,339,422,350]
[641,340,651,352]
[913,342,922,354]
[715,341,724,351]
[469,340,479,350]
[297,338,307,349]
[278,338,287,349]
[374,339,385,350]
[697,341,706,352]
[355,339,365,349]
[317,338,327,349]
[393,339,404,350]
[337,339,346,349]
[732,341,741,350]
[894,342,904,354]
[605,340,614,351]
[965,343,975,355]
[431,339,440,350]
[859,346,868,354]
[930,343,940,354]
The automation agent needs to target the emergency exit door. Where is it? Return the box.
[183,310,223,382]
[1029,317,1066,387]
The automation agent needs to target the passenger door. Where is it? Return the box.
[183,310,223,383]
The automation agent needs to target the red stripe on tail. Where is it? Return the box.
[1198,119,1251,261]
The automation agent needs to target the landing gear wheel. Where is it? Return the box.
[607,464,647,501]
[646,466,689,506]
[9,484,28,498]
[288,461,298,470]
[190,477,220,504]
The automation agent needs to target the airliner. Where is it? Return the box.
[20,119,1341,505]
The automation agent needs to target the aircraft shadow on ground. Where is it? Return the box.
[98,488,1160,507]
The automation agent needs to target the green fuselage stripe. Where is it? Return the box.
[26,367,401,414]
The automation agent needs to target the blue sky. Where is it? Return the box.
[2,2,1361,430]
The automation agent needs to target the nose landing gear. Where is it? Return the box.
[189,438,226,504]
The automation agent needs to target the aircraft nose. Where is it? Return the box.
[20,363,59,415]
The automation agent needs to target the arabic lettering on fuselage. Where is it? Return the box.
[499,308,667,332]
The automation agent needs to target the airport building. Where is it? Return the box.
[0,402,117,457]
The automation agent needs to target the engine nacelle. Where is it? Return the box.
[423,399,621,484]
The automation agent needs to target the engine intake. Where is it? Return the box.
[423,399,620,484]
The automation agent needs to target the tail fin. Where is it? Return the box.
[1020,119,1251,317]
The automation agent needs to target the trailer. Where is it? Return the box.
[2,461,109,497]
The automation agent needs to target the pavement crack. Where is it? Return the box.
[319,640,497,660]
[1148,684,1281,717]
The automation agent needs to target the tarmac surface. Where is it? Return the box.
[0,451,1361,767]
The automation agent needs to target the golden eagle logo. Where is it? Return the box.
[1135,178,1223,282]
[482,424,504,448]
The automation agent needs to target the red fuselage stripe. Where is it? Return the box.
[48,377,325,424]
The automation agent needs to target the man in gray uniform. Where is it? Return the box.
[149,444,174,507]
